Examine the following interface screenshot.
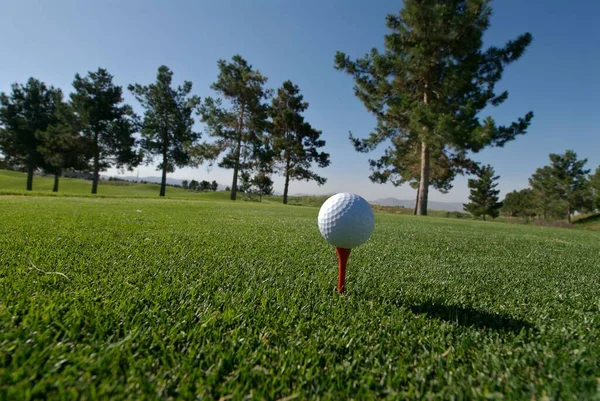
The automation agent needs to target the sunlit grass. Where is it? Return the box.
[1,196,599,399]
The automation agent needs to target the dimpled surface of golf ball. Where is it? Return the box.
[318,193,374,249]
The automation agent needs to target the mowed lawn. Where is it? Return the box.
[0,169,229,200]
[1,196,600,400]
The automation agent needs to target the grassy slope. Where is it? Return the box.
[0,169,229,200]
[1,196,599,400]
[0,170,456,217]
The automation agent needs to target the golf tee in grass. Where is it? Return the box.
[336,247,351,294]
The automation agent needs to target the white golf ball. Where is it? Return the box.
[318,193,374,249]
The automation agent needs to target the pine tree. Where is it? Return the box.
[529,166,565,220]
[501,189,536,218]
[269,81,330,204]
[335,0,533,215]
[463,165,502,221]
[129,66,202,197]
[547,150,591,223]
[253,171,274,201]
[591,167,600,211]
[0,78,61,190]
[71,68,141,194]
[199,55,270,201]
[37,94,90,192]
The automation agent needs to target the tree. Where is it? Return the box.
[129,66,202,197]
[210,180,218,191]
[0,78,61,190]
[591,167,600,211]
[463,165,502,221]
[501,188,536,218]
[199,180,211,191]
[238,171,253,193]
[547,150,591,223]
[182,179,189,190]
[199,55,271,201]
[335,0,533,215]
[529,166,565,220]
[71,68,141,194]
[189,179,199,191]
[253,171,274,201]
[269,81,330,204]
[37,95,90,192]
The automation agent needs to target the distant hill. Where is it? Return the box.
[370,197,464,212]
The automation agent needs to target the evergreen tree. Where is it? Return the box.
[189,179,199,191]
[463,165,502,221]
[501,188,536,218]
[547,150,591,223]
[37,94,90,192]
[129,66,202,197]
[71,68,141,194]
[529,166,565,220]
[253,171,274,201]
[0,78,61,190]
[335,0,533,215]
[199,180,211,191]
[269,81,330,204]
[238,171,253,193]
[210,180,218,191]
[181,179,189,190]
[199,55,270,201]
[591,167,600,210]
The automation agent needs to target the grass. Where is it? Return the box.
[573,213,600,231]
[0,169,314,206]
[1,195,600,400]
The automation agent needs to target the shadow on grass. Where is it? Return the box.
[573,213,600,225]
[409,303,534,333]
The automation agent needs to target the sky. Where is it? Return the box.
[1,0,599,202]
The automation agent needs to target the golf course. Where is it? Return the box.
[3,0,600,399]
[2,174,600,400]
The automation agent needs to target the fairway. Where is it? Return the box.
[1,196,600,400]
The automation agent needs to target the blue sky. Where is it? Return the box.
[1,0,599,202]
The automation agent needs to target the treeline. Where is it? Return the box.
[182,180,218,192]
[0,56,330,203]
[460,150,599,223]
[502,150,600,223]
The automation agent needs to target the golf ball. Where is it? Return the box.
[318,193,374,249]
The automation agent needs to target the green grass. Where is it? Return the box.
[0,169,327,206]
[1,196,600,400]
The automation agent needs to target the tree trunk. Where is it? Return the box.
[52,171,60,192]
[567,205,571,224]
[416,141,430,216]
[283,153,291,205]
[413,186,419,215]
[230,104,245,201]
[26,151,34,191]
[159,150,168,197]
[483,214,486,222]
[91,133,100,194]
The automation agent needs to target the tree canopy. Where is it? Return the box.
[463,164,502,220]
[129,65,202,196]
[0,78,62,190]
[269,81,330,204]
[199,55,271,201]
[335,0,533,215]
[71,68,141,194]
